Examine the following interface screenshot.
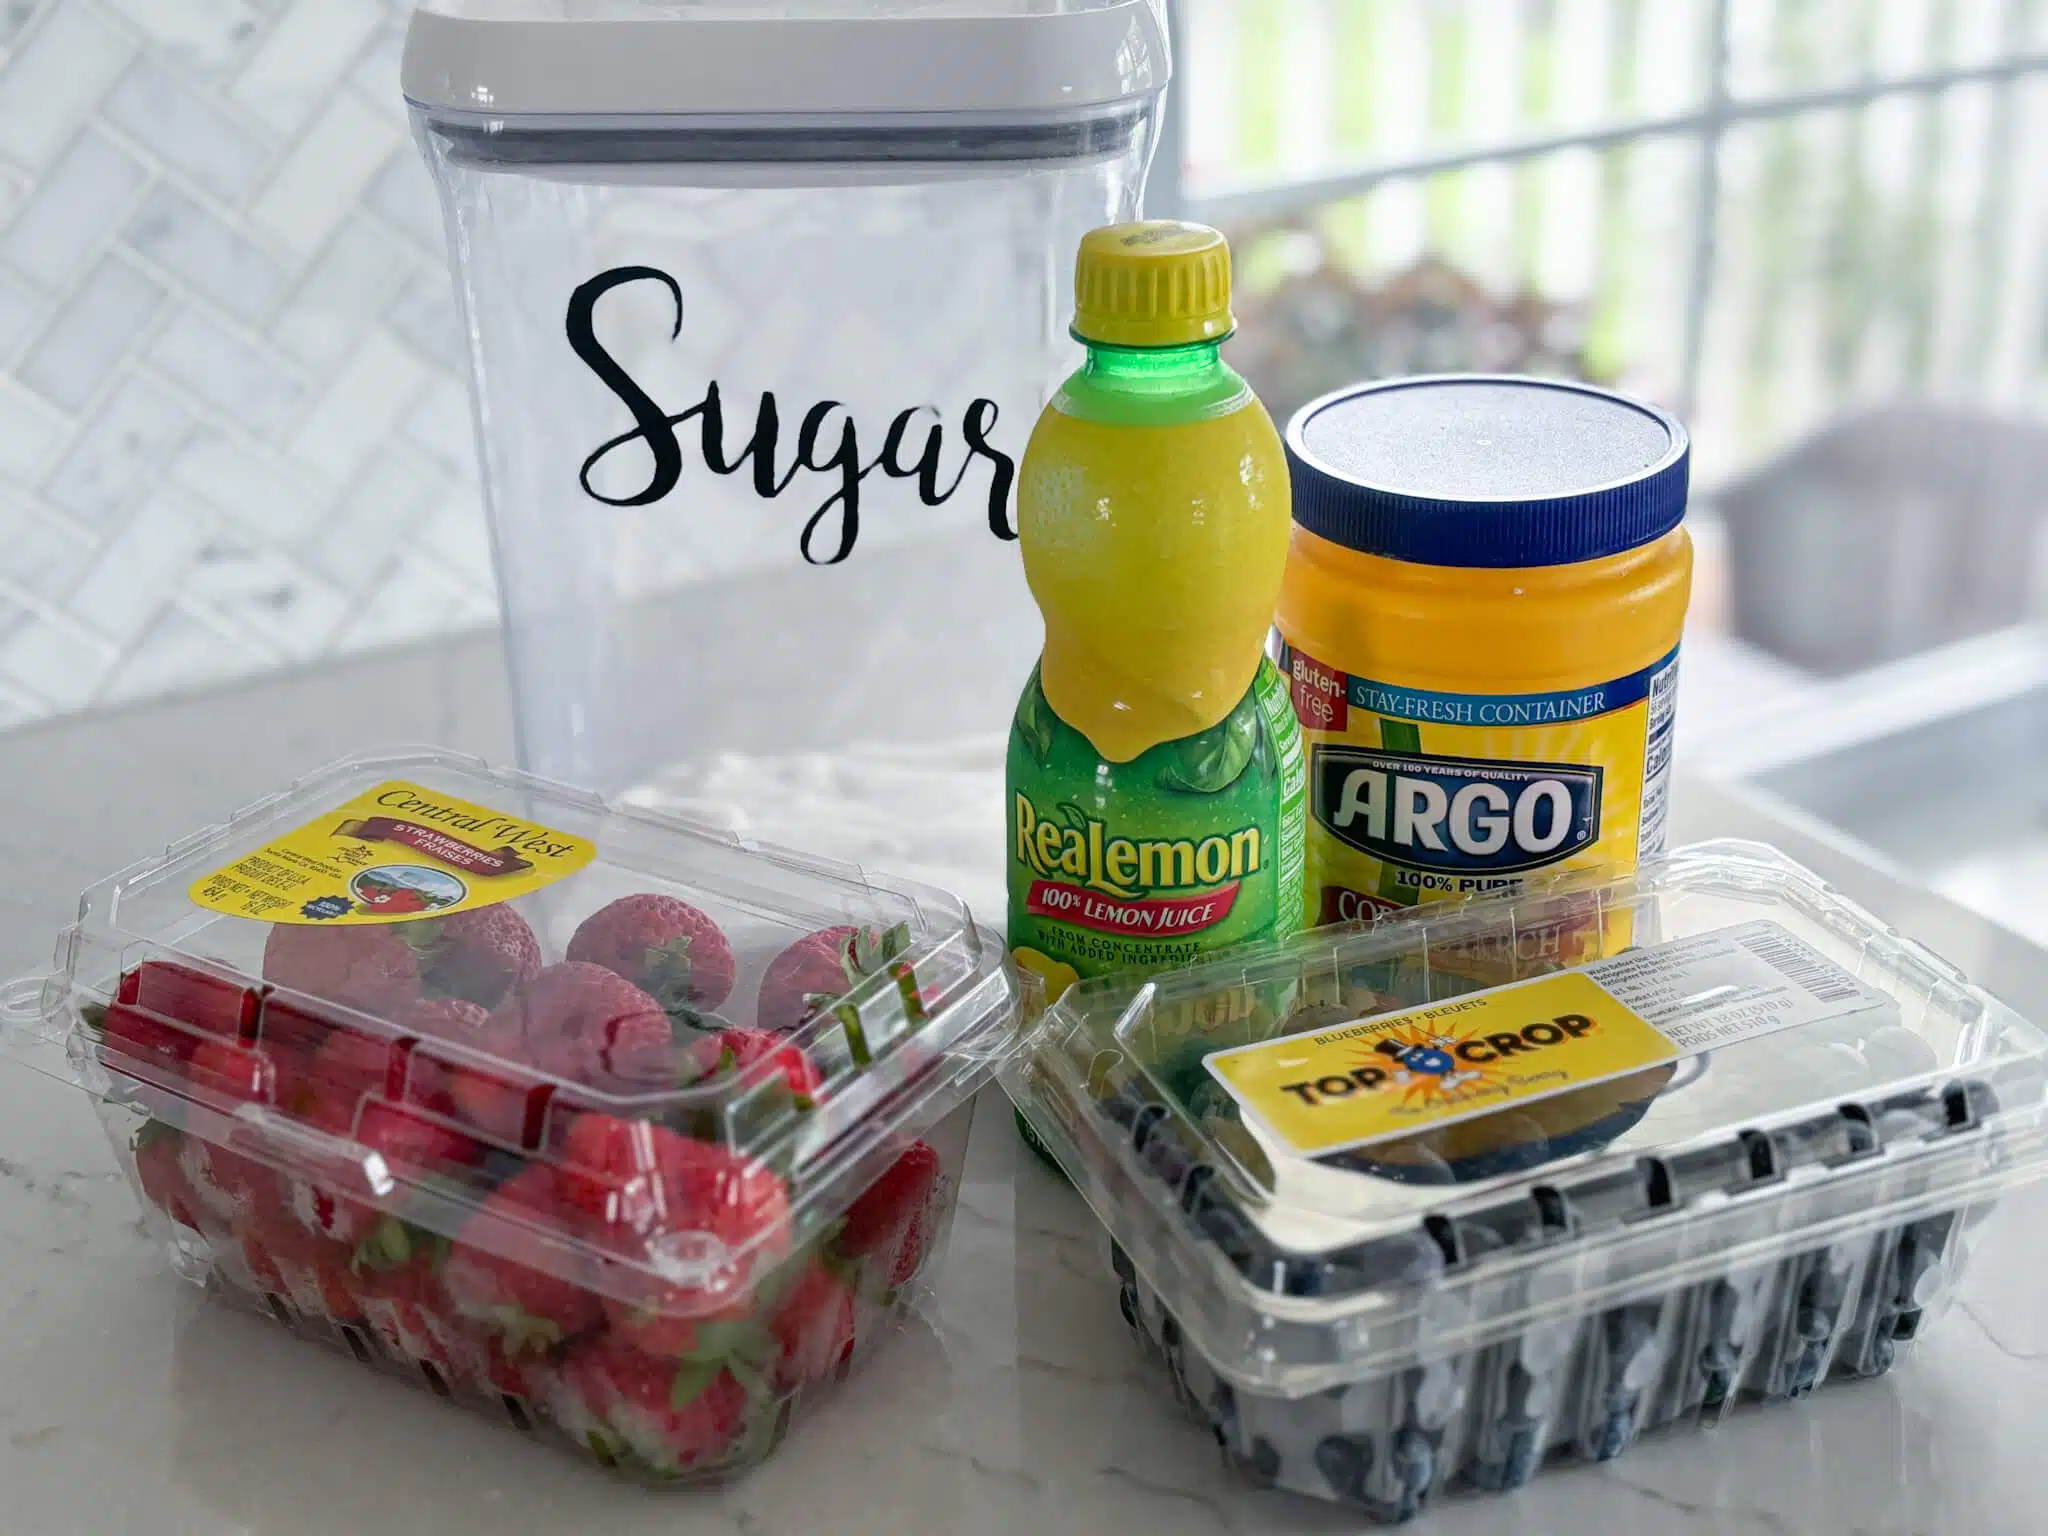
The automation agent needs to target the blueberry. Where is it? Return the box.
[1500,1428,1542,1490]
[1788,1340,1829,1397]
[1110,1241,1136,1285]
[1385,1428,1435,1521]
[1698,1339,1740,1410]
[1143,1135,1192,1191]
[1896,1219,1952,1307]
[1591,1406,1635,1461]
[1211,1380,1239,1442]
[1392,1427,1434,1494]
[1131,1102,1168,1153]
[1279,1257,1336,1297]
[1247,1436,1282,1486]
[1189,1189,1261,1265]
[1314,1435,1372,1502]
[1158,1313,1191,1405]
[1465,1354,1555,1493]
[1466,1431,1535,1495]
[1804,1263,1849,1314]
[1608,1309,1656,1356]
[1100,1084,1144,1130]
[1707,1279,1746,1336]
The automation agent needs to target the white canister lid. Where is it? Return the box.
[402,0,1169,121]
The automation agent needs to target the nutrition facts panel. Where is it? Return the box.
[1636,650,1681,857]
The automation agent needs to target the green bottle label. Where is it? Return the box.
[1007,656,1307,992]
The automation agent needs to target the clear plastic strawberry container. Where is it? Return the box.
[6,748,1015,1483]
[1002,842,2048,1523]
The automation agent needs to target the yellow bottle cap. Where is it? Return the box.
[1071,221,1235,349]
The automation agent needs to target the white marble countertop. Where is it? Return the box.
[2,631,2044,1536]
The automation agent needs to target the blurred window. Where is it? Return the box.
[1156,0,2048,474]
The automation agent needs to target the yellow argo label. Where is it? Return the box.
[1206,968,1676,1157]
[1282,642,1679,934]
[190,780,595,925]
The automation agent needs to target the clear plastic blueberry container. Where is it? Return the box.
[6,749,1014,1483]
[1002,841,2048,1522]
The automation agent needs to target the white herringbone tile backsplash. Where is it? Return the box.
[0,0,493,726]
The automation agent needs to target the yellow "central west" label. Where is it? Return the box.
[1205,969,1677,1156]
[189,780,596,926]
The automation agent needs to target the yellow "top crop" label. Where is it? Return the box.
[190,780,596,926]
[1205,969,1676,1157]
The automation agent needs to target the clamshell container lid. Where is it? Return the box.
[402,0,1170,122]
[1004,841,2048,1395]
[9,749,1017,1331]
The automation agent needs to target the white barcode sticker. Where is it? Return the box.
[1584,919,1889,1050]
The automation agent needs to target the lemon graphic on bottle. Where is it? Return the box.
[1007,223,1307,1031]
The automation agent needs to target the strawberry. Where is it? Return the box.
[686,1027,822,1106]
[281,1099,480,1247]
[356,1252,445,1353]
[393,998,488,1114]
[132,1119,204,1234]
[254,993,346,1097]
[449,964,674,1144]
[405,906,543,1009]
[259,908,539,1093]
[290,998,492,1130]
[263,924,423,1018]
[98,1002,195,1090]
[280,1176,369,1247]
[836,1141,942,1263]
[358,1257,490,1392]
[177,1040,289,1231]
[603,1282,762,1363]
[114,959,260,1038]
[755,923,912,1035]
[557,1114,789,1258]
[769,1260,856,1390]
[240,1237,289,1298]
[401,997,492,1045]
[441,1167,603,1357]
[557,1114,790,1355]
[99,961,263,1090]
[293,1025,401,1129]
[882,1202,931,1290]
[567,895,735,1016]
[181,1135,276,1235]
[229,1179,359,1321]
[234,1223,289,1297]
[552,1337,752,1477]
[270,1222,365,1325]
[187,1037,287,1107]
[485,1336,552,1403]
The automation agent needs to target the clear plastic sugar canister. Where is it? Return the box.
[403,0,1168,793]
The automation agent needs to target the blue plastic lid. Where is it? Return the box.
[1285,375,1691,568]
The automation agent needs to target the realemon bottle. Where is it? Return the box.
[1007,222,1305,1010]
